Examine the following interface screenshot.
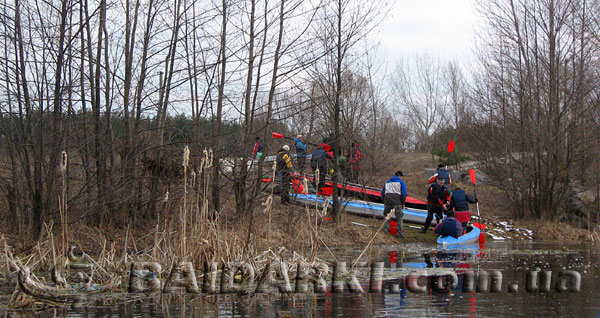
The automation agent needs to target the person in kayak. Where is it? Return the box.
[311,144,333,191]
[448,186,478,230]
[434,209,464,238]
[420,177,448,233]
[294,135,307,173]
[276,145,294,206]
[381,170,407,238]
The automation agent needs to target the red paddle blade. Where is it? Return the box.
[272,132,284,139]
[469,169,477,185]
[447,140,455,153]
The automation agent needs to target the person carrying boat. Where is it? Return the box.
[294,135,308,173]
[381,170,407,238]
[346,142,362,183]
[311,144,333,191]
[276,145,294,206]
[434,209,464,238]
[253,137,264,160]
[448,186,478,231]
[420,177,448,233]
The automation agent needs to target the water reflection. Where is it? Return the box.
[3,241,600,317]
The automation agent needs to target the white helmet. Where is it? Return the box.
[297,134,303,139]
[282,145,290,151]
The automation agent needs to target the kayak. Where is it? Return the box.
[290,193,436,226]
[436,224,482,245]
[319,180,427,210]
[279,173,428,210]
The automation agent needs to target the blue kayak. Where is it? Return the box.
[290,193,436,226]
[437,224,481,245]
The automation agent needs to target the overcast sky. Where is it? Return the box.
[375,0,481,67]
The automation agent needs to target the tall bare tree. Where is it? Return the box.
[310,0,387,223]
[392,54,448,152]
[472,0,600,220]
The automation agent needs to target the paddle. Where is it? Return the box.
[272,132,319,146]
[469,169,485,244]
[272,132,292,140]
[447,140,455,153]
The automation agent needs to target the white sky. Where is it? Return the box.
[376,0,481,67]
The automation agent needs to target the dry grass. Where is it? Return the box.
[516,219,600,241]
[2,149,598,308]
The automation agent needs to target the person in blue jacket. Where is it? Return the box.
[381,170,407,238]
[434,209,464,238]
[294,135,308,173]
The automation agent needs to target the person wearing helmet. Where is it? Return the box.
[276,145,294,205]
[294,134,307,173]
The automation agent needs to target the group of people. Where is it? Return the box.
[257,134,362,205]
[262,134,478,240]
[381,164,478,239]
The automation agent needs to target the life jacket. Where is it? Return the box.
[276,150,292,173]
[435,217,463,238]
[437,169,450,184]
[427,183,446,207]
[451,190,469,211]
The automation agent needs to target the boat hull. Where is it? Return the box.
[291,193,436,226]
[436,225,481,245]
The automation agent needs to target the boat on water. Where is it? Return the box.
[291,193,436,226]
[436,223,483,245]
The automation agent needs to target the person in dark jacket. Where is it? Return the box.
[294,135,307,173]
[276,145,293,205]
[381,170,407,238]
[420,177,448,233]
[311,144,333,191]
[253,137,264,160]
[437,163,452,198]
[448,187,478,230]
[434,210,464,238]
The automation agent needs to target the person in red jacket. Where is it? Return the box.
[346,142,362,183]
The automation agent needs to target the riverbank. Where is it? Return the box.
[2,151,597,261]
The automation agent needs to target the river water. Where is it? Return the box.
[3,241,599,317]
